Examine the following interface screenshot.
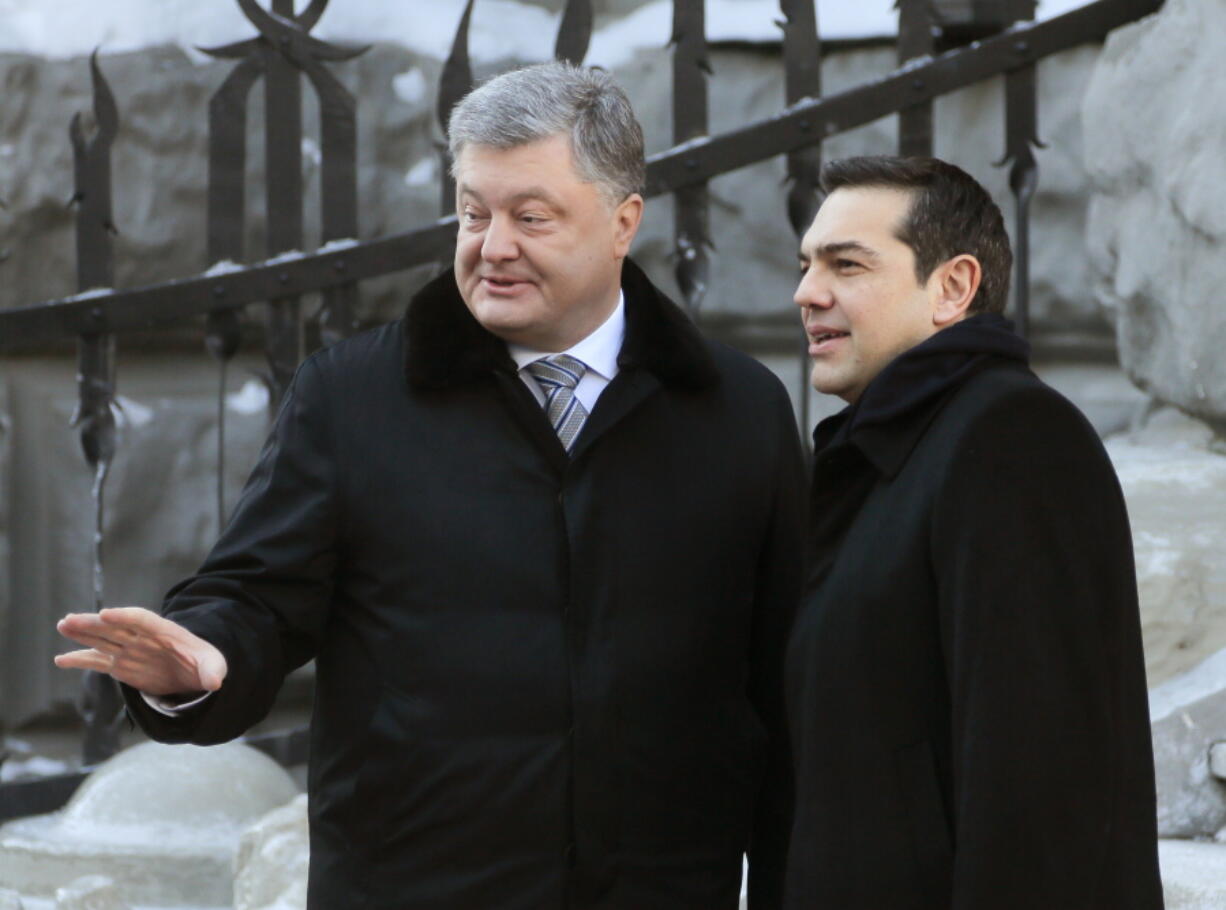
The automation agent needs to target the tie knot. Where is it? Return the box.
[526,354,587,391]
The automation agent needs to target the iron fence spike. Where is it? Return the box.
[555,0,593,65]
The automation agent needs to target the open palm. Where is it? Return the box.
[56,606,227,697]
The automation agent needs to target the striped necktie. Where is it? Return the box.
[526,355,589,452]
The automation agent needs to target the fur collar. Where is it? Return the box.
[404,258,718,391]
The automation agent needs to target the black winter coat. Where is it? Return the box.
[125,260,805,910]
[783,315,1163,910]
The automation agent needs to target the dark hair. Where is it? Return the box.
[819,155,1013,315]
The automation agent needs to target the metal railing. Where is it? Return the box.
[0,0,1163,822]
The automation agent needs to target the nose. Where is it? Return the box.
[480,214,519,263]
[794,266,834,311]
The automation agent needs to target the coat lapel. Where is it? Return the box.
[401,258,718,462]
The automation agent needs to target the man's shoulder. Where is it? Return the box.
[301,319,405,382]
[936,361,1110,470]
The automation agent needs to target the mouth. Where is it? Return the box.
[807,329,849,355]
[480,275,533,295]
[809,331,849,344]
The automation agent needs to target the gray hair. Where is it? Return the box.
[447,61,646,204]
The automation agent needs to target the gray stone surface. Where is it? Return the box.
[1160,840,1226,910]
[53,877,128,910]
[0,741,300,906]
[1105,408,1226,687]
[0,887,24,909]
[0,356,271,726]
[233,794,308,910]
[1083,0,1226,425]
[1148,647,1226,838]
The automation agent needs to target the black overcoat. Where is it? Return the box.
[783,316,1163,909]
[125,260,805,910]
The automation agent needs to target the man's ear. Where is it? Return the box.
[613,193,644,258]
[929,253,982,327]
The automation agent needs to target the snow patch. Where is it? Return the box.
[227,379,269,415]
[0,0,1095,64]
[0,753,73,782]
[115,395,154,429]
[405,157,437,187]
[1150,646,1226,723]
[392,67,428,106]
[203,259,244,277]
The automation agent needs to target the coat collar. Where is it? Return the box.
[404,257,718,392]
[813,313,1030,479]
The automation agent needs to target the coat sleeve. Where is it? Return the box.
[746,385,807,910]
[123,354,340,744]
[931,385,1158,909]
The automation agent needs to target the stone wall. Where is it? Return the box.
[1083,0,1226,427]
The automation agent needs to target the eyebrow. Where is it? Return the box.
[458,185,565,209]
[799,240,880,262]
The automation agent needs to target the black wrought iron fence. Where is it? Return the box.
[0,0,1162,822]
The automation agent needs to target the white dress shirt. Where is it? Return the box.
[144,290,627,716]
[506,290,624,411]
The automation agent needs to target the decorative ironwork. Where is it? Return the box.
[68,51,124,767]
[555,0,594,65]
[202,0,366,409]
[437,0,475,220]
[671,0,711,311]
[997,0,1042,338]
[896,0,936,157]
[0,0,1162,355]
[779,0,823,439]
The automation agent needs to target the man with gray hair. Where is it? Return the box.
[57,62,804,909]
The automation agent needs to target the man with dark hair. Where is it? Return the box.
[56,62,804,910]
[784,155,1162,909]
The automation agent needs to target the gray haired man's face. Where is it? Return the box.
[453,134,643,353]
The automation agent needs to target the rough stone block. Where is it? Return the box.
[1106,408,1226,685]
[0,887,23,909]
[1149,647,1226,838]
[234,793,309,910]
[0,733,300,906]
[1083,0,1226,423]
[1159,840,1226,910]
[54,876,128,910]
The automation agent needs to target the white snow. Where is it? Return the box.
[203,259,244,277]
[392,67,428,106]
[0,0,1104,63]
[1149,646,1226,723]
[114,395,154,429]
[0,753,72,783]
[404,157,437,187]
[226,378,270,415]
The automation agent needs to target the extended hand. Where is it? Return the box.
[55,607,228,697]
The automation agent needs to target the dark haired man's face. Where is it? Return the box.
[794,186,942,403]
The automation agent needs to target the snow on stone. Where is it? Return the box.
[392,67,428,106]
[0,1,1098,63]
[0,753,72,783]
[404,158,437,187]
[114,395,154,429]
[1150,646,1226,723]
[227,379,269,416]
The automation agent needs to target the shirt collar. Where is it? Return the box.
[507,291,626,380]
